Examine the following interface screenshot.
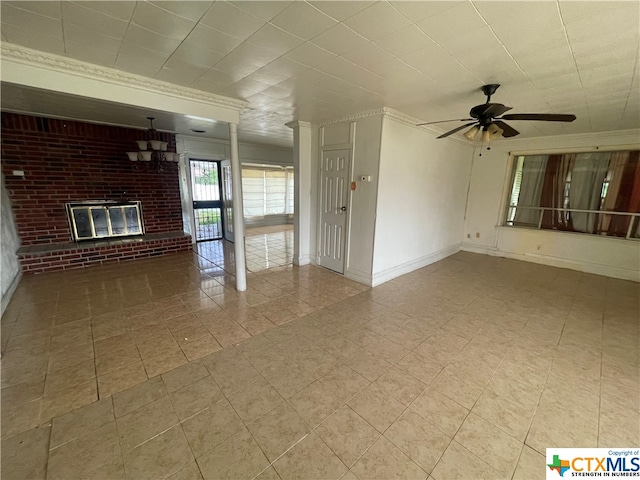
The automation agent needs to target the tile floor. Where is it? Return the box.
[1,249,638,480]
[195,225,293,274]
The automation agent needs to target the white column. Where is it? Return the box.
[286,121,312,266]
[228,123,247,291]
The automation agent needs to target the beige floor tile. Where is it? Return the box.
[206,357,264,397]
[454,413,523,477]
[346,350,393,382]
[247,401,310,462]
[513,445,545,480]
[413,331,468,366]
[98,361,148,398]
[116,396,179,451]
[196,428,270,480]
[167,462,203,480]
[526,403,599,451]
[123,424,194,480]
[227,380,284,423]
[374,367,427,406]
[315,406,380,468]
[347,382,405,433]
[395,352,443,385]
[3,247,633,480]
[170,376,224,421]
[143,347,189,378]
[1,398,42,439]
[181,399,244,458]
[40,378,98,423]
[261,362,316,398]
[1,375,45,407]
[255,466,281,480]
[50,397,114,448]
[598,397,640,446]
[286,365,367,428]
[44,359,96,394]
[181,334,223,361]
[86,455,126,480]
[112,376,167,418]
[47,343,95,373]
[1,424,51,480]
[273,432,348,480]
[350,436,427,480]
[95,346,141,376]
[47,422,121,480]
[431,440,504,480]
[384,410,451,474]
[161,361,210,393]
[289,380,347,427]
[410,389,469,437]
[295,346,343,379]
[471,388,536,442]
[428,365,485,410]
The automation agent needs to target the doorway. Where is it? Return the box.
[190,159,224,241]
[318,148,351,274]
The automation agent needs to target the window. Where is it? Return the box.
[241,165,294,217]
[505,150,640,239]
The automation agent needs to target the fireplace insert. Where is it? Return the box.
[66,200,144,241]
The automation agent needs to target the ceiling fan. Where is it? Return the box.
[418,84,576,141]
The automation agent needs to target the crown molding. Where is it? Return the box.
[1,43,248,111]
[317,108,385,126]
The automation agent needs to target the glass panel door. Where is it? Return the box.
[190,159,224,241]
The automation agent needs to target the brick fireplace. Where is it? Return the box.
[1,113,192,273]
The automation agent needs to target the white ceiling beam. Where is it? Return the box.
[1,43,247,125]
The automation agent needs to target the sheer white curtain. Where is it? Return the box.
[514,155,548,226]
[569,152,611,233]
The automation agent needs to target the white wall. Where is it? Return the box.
[372,115,474,285]
[1,173,21,314]
[463,129,640,281]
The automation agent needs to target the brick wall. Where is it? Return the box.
[1,113,183,246]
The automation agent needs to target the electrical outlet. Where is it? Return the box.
[467,233,471,239]
[475,232,480,238]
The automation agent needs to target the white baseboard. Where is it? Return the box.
[460,244,639,282]
[345,268,373,286]
[460,243,497,255]
[371,243,462,287]
[1,270,22,317]
[294,254,311,266]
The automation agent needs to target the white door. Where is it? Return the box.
[319,149,350,274]
[220,160,234,242]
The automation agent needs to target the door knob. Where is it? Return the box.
[340,206,347,211]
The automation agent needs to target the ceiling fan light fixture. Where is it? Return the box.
[463,125,481,141]
[482,123,504,142]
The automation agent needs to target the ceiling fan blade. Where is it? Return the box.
[417,118,474,126]
[493,120,519,137]
[500,113,576,122]
[482,104,512,117]
[437,122,477,139]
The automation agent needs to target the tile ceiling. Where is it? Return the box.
[1,1,639,148]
